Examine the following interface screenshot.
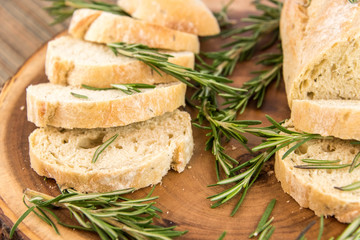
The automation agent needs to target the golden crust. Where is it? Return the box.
[45,37,195,87]
[28,111,194,193]
[117,0,220,36]
[26,83,186,129]
[68,9,200,53]
[275,139,360,223]
[291,100,360,141]
[281,0,360,107]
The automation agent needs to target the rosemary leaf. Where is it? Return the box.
[9,206,36,238]
[218,231,227,240]
[296,220,316,240]
[349,151,360,173]
[44,0,129,25]
[92,134,119,163]
[294,164,351,170]
[249,199,276,238]
[318,216,324,240]
[70,92,88,99]
[11,188,187,239]
[336,216,360,240]
[301,159,341,164]
[334,181,360,191]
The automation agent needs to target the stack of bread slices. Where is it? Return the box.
[27,0,220,193]
[275,0,360,223]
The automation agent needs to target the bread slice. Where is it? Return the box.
[46,36,195,87]
[275,128,360,223]
[117,0,220,36]
[26,82,186,129]
[281,0,360,107]
[69,9,200,53]
[291,100,360,141]
[29,110,194,193]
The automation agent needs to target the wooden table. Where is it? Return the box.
[0,1,350,240]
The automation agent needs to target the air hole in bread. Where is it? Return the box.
[343,112,350,121]
[322,144,336,152]
[306,91,314,99]
[131,138,138,143]
[294,143,308,155]
[62,139,68,144]
[116,145,123,150]
[300,80,309,90]
[168,134,173,139]
[350,149,356,154]
[78,133,105,149]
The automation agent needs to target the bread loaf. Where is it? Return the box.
[117,0,220,36]
[69,9,200,53]
[275,127,360,223]
[291,100,360,141]
[281,0,360,107]
[46,36,195,87]
[29,110,194,193]
[27,82,186,129]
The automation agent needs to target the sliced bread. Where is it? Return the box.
[281,0,360,107]
[46,36,195,87]
[26,82,186,129]
[275,127,360,223]
[69,9,200,53]
[117,0,220,36]
[29,110,194,193]
[291,100,360,141]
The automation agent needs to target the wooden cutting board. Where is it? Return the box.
[0,1,348,239]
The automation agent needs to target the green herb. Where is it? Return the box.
[44,0,129,25]
[212,0,236,31]
[295,164,351,170]
[108,42,246,97]
[335,181,360,191]
[349,0,359,3]
[296,220,316,240]
[207,116,326,214]
[81,83,155,95]
[249,199,276,238]
[196,0,282,77]
[10,188,186,239]
[349,152,360,173]
[70,92,89,99]
[336,216,360,240]
[218,231,227,240]
[318,215,324,240]
[92,134,119,163]
[111,83,156,95]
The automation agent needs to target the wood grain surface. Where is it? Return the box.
[0,1,350,240]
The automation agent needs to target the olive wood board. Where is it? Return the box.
[0,2,348,239]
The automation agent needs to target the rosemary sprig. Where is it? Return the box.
[212,0,236,31]
[81,83,156,95]
[108,42,246,97]
[335,216,360,240]
[92,134,118,163]
[207,116,327,214]
[196,0,282,77]
[70,92,89,99]
[44,0,129,25]
[221,52,283,113]
[249,199,276,239]
[335,181,360,191]
[218,231,227,240]
[10,188,187,239]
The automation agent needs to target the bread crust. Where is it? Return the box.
[29,111,194,193]
[69,9,200,53]
[281,0,360,107]
[117,0,220,36]
[292,100,360,141]
[26,82,186,129]
[275,138,360,223]
[46,37,195,87]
